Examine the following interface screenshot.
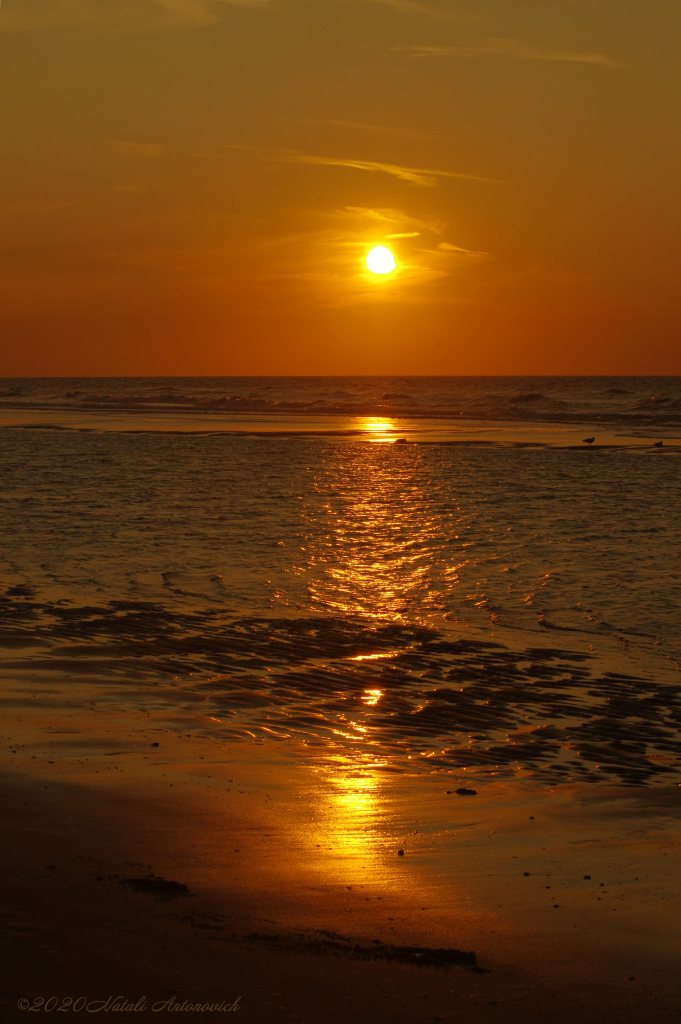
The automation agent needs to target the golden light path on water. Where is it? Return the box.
[299,432,458,868]
[308,760,392,873]
[306,428,442,623]
[362,417,395,441]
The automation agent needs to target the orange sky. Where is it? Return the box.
[1,0,679,375]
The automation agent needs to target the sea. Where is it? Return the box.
[1,376,680,787]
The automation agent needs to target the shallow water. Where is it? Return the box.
[1,378,680,786]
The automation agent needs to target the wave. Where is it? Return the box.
[1,376,680,428]
[507,391,547,404]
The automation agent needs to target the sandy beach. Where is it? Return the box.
[2,697,680,1023]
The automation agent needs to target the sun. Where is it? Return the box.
[366,245,396,275]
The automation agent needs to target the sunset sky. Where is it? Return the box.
[1,0,679,375]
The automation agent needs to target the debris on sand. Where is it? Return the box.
[120,875,189,897]
[246,932,481,971]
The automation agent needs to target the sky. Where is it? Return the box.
[0,0,679,375]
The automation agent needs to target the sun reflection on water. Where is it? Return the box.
[310,761,389,861]
[350,652,398,662]
[362,417,394,441]
[306,445,447,621]
[361,689,383,706]
[333,771,381,810]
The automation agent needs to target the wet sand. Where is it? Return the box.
[2,702,680,1023]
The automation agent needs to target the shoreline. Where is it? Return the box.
[2,719,680,1022]
[2,417,680,449]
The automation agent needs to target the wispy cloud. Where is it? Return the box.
[290,152,491,186]
[0,0,268,34]
[1,0,478,34]
[438,241,487,256]
[345,206,446,237]
[242,205,458,306]
[366,0,475,23]
[106,140,165,157]
[400,37,624,67]
[223,144,495,186]
[299,117,443,142]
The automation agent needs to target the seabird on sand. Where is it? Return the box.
[654,440,663,447]
[582,436,595,444]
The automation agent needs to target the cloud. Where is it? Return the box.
[299,117,443,142]
[0,0,485,36]
[242,205,456,306]
[106,140,165,157]
[400,37,624,67]
[0,0,268,34]
[0,0,481,33]
[365,0,475,22]
[290,152,492,186]
[223,144,495,187]
[438,241,487,255]
[345,205,446,236]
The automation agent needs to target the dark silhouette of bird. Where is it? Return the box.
[583,436,595,444]
[654,440,663,447]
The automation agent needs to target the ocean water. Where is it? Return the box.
[2,375,681,441]
[1,377,680,786]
